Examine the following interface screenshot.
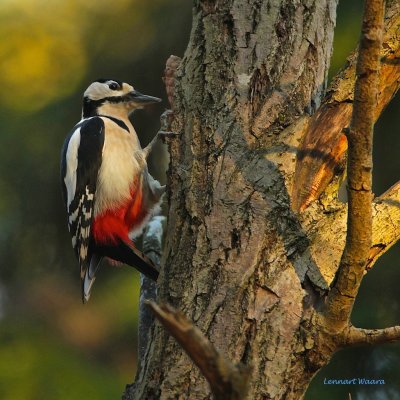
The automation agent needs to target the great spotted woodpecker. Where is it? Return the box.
[61,79,164,302]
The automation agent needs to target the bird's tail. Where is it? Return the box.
[96,240,159,281]
[82,253,102,303]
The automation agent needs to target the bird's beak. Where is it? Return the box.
[127,90,162,106]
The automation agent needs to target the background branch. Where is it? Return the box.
[367,181,400,269]
[147,301,250,400]
[345,325,400,346]
[292,0,400,212]
[323,0,385,331]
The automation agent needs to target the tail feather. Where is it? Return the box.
[96,240,159,281]
[82,253,102,303]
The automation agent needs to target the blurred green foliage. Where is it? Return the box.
[0,1,398,399]
[0,0,191,398]
[0,324,120,400]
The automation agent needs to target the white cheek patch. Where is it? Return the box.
[64,128,81,208]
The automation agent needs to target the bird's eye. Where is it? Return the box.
[108,82,119,90]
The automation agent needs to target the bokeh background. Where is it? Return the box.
[0,1,398,399]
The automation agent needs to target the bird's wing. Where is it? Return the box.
[61,117,105,279]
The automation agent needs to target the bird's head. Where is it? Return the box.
[82,78,161,119]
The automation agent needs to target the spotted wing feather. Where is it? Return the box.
[61,117,105,279]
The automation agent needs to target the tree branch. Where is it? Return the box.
[322,0,385,331]
[137,216,164,366]
[146,301,250,400]
[292,0,400,212]
[345,325,400,347]
[305,180,400,289]
[123,216,164,400]
[367,181,400,269]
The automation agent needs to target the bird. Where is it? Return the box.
[61,78,165,303]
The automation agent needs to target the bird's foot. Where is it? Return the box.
[158,110,180,141]
[143,110,179,158]
[158,109,179,142]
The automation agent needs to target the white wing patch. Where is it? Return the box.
[64,128,81,208]
[80,245,88,260]
[69,186,96,278]
[68,207,79,225]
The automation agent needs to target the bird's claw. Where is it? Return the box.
[158,130,180,142]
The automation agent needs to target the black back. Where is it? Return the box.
[61,117,105,278]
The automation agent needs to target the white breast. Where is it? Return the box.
[94,118,144,216]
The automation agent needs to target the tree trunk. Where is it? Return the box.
[130,1,337,399]
[125,1,400,399]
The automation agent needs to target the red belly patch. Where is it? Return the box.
[92,184,147,245]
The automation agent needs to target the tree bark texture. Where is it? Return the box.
[126,1,399,399]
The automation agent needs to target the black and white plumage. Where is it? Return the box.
[61,79,164,302]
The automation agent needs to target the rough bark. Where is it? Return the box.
[124,1,399,399]
[301,181,400,289]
